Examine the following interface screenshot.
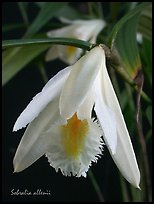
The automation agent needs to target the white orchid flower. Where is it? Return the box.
[13,46,140,188]
[45,18,105,64]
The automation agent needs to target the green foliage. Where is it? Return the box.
[2,44,50,85]
[25,2,68,37]
[115,15,141,78]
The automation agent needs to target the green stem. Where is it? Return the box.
[2,38,93,50]
[88,170,104,202]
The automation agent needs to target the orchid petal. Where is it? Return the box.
[111,131,140,188]
[73,19,106,43]
[96,47,140,188]
[46,19,105,64]
[47,25,74,38]
[45,45,59,62]
[77,88,95,120]
[57,45,82,65]
[46,44,81,64]
[13,98,62,172]
[13,67,71,131]
[60,46,103,119]
[94,82,117,155]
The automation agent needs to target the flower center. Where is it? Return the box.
[60,113,89,159]
[67,46,77,58]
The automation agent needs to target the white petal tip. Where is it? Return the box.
[13,126,18,132]
[13,123,26,132]
[13,163,23,173]
[137,186,141,190]
[13,166,19,173]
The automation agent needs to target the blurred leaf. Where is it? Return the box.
[2,23,26,32]
[130,186,143,201]
[2,37,92,86]
[18,2,29,8]
[25,2,68,37]
[34,4,84,24]
[2,38,92,50]
[115,15,141,78]
[138,16,152,41]
[55,4,84,20]
[119,175,130,201]
[17,2,29,25]
[34,2,47,8]
[108,2,150,48]
[138,5,152,41]
[2,44,50,86]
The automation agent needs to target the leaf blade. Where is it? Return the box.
[25,2,67,37]
[115,15,141,77]
[2,44,50,86]
[108,2,150,48]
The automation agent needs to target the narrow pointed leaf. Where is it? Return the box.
[2,44,50,86]
[2,38,92,86]
[115,15,141,78]
[34,2,47,8]
[108,2,150,48]
[17,2,29,25]
[138,5,152,41]
[25,2,67,37]
[55,4,84,20]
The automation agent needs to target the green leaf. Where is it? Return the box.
[2,23,26,32]
[2,38,92,50]
[130,185,143,202]
[2,44,50,86]
[55,4,84,20]
[34,2,47,8]
[25,2,67,37]
[108,2,150,49]
[138,5,152,41]
[2,37,92,86]
[114,15,141,77]
[17,2,29,25]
